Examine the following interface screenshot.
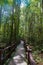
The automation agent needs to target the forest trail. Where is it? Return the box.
[8,40,27,65]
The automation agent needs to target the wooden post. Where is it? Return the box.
[27,46,31,65]
[27,46,36,65]
[0,49,3,65]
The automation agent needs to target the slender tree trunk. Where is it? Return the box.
[0,6,2,28]
[8,1,15,45]
[14,3,21,42]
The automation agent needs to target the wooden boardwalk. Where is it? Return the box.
[8,40,27,65]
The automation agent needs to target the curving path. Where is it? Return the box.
[8,40,27,65]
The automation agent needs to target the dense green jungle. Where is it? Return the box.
[0,0,43,65]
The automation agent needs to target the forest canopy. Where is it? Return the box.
[0,0,43,51]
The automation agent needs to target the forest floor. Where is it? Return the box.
[8,40,27,65]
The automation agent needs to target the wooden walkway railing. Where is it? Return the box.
[24,43,36,65]
[0,42,17,65]
[0,40,36,65]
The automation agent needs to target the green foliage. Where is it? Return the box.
[0,0,43,64]
[8,0,13,5]
[0,0,43,54]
